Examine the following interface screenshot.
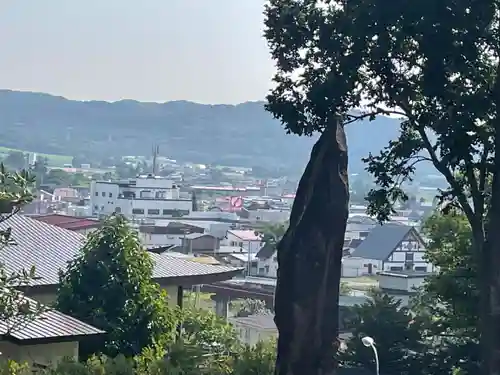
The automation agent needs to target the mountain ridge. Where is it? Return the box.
[0,89,403,173]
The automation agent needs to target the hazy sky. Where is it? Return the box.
[0,1,274,104]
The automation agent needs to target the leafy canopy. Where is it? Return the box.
[264,0,496,228]
[56,214,176,357]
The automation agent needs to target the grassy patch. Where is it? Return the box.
[0,146,73,167]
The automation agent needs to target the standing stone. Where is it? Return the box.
[274,120,349,375]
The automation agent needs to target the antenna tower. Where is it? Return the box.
[152,144,160,175]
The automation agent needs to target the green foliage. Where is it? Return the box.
[234,299,271,317]
[231,340,277,375]
[339,282,352,296]
[413,211,479,375]
[56,214,176,357]
[340,291,427,375]
[254,222,287,254]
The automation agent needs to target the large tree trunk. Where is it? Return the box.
[274,120,349,375]
[484,133,500,375]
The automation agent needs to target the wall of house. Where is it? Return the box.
[159,285,179,307]
[139,232,183,248]
[0,340,79,367]
[232,324,277,347]
[257,252,278,278]
[224,233,263,254]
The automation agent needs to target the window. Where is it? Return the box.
[94,205,98,210]
[156,191,166,199]
[115,207,121,213]
[415,266,427,271]
[162,209,189,216]
[230,241,237,246]
[101,192,106,197]
[390,266,403,271]
[140,190,152,198]
[132,208,144,215]
[109,192,113,198]
[148,209,160,215]
[405,252,414,262]
[100,206,104,211]
[238,242,243,247]
[95,192,98,196]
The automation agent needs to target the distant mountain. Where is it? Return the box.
[0,90,405,173]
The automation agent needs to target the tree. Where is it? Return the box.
[264,2,351,373]
[412,211,480,375]
[235,299,272,318]
[255,222,288,252]
[339,292,427,375]
[0,164,45,330]
[264,0,498,372]
[3,151,26,170]
[56,214,176,358]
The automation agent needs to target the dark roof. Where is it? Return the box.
[139,223,204,235]
[184,233,215,240]
[351,224,414,261]
[0,296,103,344]
[32,214,101,231]
[256,243,275,259]
[229,313,276,330]
[0,215,242,287]
[349,238,363,249]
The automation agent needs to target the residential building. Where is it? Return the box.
[223,230,263,253]
[229,313,277,347]
[90,174,192,219]
[0,215,242,307]
[255,244,278,278]
[0,297,104,368]
[346,224,434,276]
[377,270,430,306]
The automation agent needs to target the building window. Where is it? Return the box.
[132,208,144,215]
[156,191,166,199]
[148,209,160,215]
[100,206,104,211]
[101,192,106,197]
[230,241,237,246]
[109,192,113,198]
[405,252,414,262]
[94,205,98,211]
[390,266,403,271]
[95,192,98,196]
[115,207,121,213]
[415,266,427,271]
[140,190,152,199]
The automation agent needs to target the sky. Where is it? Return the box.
[0,1,274,104]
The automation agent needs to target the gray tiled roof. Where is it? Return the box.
[351,223,413,261]
[0,214,87,286]
[0,296,104,341]
[150,253,242,279]
[0,215,241,287]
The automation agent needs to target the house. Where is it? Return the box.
[224,230,263,253]
[229,312,354,348]
[255,244,278,278]
[0,295,103,368]
[0,215,242,307]
[32,214,101,235]
[377,270,430,306]
[180,233,220,254]
[138,222,205,248]
[229,313,277,346]
[348,223,433,276]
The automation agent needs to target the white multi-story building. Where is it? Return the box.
[90,174,192,219]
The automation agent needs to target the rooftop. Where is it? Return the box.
[228,229,262,241]
[32,214,101,231]
[0,295,104,344]
[0,215,242,288]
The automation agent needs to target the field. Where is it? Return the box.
[0,146,73,167]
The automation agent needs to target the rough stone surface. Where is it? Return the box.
[274,121,349,375]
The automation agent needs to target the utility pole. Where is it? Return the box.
[152,144,159,175]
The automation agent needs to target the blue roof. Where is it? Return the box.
[351,224,414,261]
